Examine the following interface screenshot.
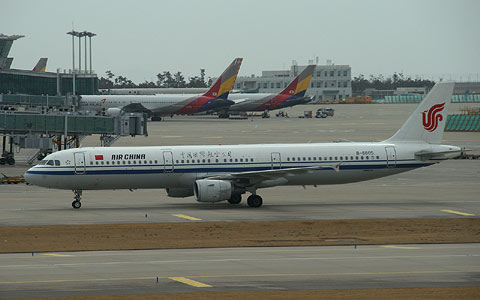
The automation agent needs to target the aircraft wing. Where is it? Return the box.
[207,163,341,182]
[121,102,152,113]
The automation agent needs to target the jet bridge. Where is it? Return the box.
[0,110,147,165]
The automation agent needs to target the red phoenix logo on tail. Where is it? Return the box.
[422,103,445,132]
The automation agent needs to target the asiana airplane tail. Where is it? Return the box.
[202,58,243,99]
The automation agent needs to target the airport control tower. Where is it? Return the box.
[0,34,24,70]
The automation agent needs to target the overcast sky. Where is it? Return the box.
[2,0,479,83]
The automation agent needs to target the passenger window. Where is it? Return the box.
[240,158,243,162]
[235,158,238,162]
[361,156,364,160]
[149,160,152,164]
[308,157,311,160]
[292,157,295,161]
[96,161,99,165]
[133,161,136,164]
[251,158,254,162]
[351,156,354,160]
[297,157,301,161]
[335,157,338,160]
[215,159,218,163]
[202,159,205,163]
[90,161,93,165]
[355,156,358,160]
[47,160,54,166]
[55,160,60,166]
[101,161,104,165]
[176,160,179,163]
[144,160,147,164]
[287,157,290,161]
[376,156,379,159]
[117,161,121,165]
[128,161,131,164]
[208,159,211,163]
[155,160,158,164]
[340,157,343,160]
[366,156,369,160]
[230,159,233,162]
[224,159,227,162]
[329,157,332,160]
[106,161,109,165]
[197,159,200,163]
[345,157,348,160]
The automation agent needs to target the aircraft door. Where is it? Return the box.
[163,151,174,172]
[271,152,281,169]
[74,152,86,174]
[385,146,396,168]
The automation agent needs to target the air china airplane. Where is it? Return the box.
[218,65,316,118]
[25,83,460,209]
[79,58,243,117]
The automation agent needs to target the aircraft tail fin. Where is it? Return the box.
[279,65,316,97]
[203,58,243,99]
[386,82,455,144]
[33,58,48,72]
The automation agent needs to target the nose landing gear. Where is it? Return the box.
[72,190,82,209]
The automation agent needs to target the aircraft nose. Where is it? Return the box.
[24,168,38,186]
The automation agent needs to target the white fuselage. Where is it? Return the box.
[24,141,457,191]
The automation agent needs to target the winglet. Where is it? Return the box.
[279,65,316,97]
[33,58,48,72]
[203,58,243,99]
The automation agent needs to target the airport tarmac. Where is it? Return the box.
[1,104,479,226]
[0,244,479,298]
[0,159,478,226]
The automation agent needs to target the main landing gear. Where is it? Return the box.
[247,194,263,208]
[227,193,263,207]
[72,190,82,209]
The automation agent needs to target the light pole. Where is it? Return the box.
[84,32,96,74]
[67,30,80,95]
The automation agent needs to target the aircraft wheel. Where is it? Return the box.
[72,200,81,209]
[228,194,242,204]
[247,195,263,208]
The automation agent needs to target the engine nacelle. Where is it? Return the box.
[106,107,122,117]
[194,179,232,203]
[165,187,194,198]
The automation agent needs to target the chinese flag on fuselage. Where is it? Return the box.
[95,155,104,160]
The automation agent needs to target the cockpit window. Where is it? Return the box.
[55,160,60,166]
[46,160,54,166]
[38,160,47,165]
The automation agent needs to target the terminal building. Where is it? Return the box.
[234,61,352,102]
[0,34,98,95]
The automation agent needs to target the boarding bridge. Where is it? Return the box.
[0,111,147,165]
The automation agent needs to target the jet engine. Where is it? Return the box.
[194,179,232,202]
[106,108,122,117]
[165,188,194,198]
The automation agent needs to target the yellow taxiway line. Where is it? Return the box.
[441,209,475,216]
[171,214,202,221]
[41,253,74,257]
[168,277,212,288]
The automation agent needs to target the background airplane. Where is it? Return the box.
[79,58,243,119]
[25,83,459,209]
[216,65,316,118]
[32,58,47,72]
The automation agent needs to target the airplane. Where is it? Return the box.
[216,65,316,118]
[78,58,243,119]
[32,58,48,72]
[24,82,461,209]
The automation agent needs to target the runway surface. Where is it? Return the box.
[0,243,479,298]
[0,160,478,226]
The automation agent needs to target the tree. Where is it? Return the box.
[173,71,186,88]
